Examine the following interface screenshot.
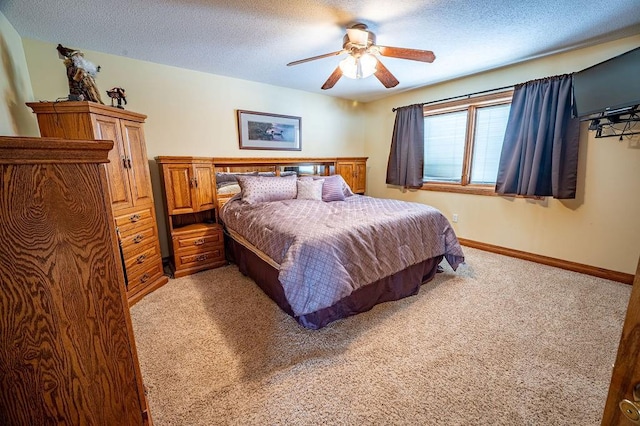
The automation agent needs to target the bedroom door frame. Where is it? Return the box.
[602,256,640,424]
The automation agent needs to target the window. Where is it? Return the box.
[422,91,513,195]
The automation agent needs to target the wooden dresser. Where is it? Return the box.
[156,157,226,278]
[0,137,151,425]
[27,101,168,305]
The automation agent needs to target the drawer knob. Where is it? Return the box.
[136,254,147,264]
[132,234,144,244]
[140,273,150,283]
[129,214,141,223]
[193,238,206,246]
[195,254,208,262]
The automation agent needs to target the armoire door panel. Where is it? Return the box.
[121,121,154,207]
[336,163,354,190]
[165,165,195,214]
[193,165,216,211]
[93,116,133,210]
[354,162,367,193]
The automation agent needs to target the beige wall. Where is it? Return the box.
[22,38,367,255]
[15,32,640,274]
[0,11,38,136]
[364,35,640,274]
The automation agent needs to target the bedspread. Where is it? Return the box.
[220,195,464,317]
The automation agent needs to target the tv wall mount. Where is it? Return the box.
[587,105,640,139]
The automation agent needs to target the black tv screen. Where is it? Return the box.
[573,47,640,118]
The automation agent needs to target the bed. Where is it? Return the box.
[215,158,464,329]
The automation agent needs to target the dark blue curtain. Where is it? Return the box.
[495,74,580,199]
[386,104,424,188]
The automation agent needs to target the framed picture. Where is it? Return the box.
[237,110,301,151]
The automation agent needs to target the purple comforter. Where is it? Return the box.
[220,195,464,317]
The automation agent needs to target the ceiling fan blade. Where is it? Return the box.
[374,59,399,88]
[287,50,344,66]
[321,66,343,90]
[377,46,436,63]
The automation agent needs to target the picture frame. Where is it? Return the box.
[237,110,301,151]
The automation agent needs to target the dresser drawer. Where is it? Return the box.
[118,217,155,238]
[173,229,222,250]
[115,208,153,228]
[115,208,156,240]
[121,226,157,257]
[126,252,162,279]
[123,243,161,271]
[174,246,225,271]
[126,262,164,294]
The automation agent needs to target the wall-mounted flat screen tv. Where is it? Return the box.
[573,47,640,119]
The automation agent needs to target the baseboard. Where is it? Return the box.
[457,238,634,285]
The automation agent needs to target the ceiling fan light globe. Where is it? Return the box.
[359,53,377,78]
[339,54,376,80]
[339,56,358,79]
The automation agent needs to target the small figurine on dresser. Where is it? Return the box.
[106,87,127,109]
[56,44,104,104]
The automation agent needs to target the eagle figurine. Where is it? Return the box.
[106,87,127,109]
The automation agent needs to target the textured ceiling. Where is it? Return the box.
[2,0,640,102]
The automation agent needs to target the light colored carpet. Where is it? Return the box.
[129,247,631,425]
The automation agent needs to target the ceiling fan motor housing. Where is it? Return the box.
[343,24,376,51]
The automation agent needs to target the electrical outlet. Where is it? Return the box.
[452,214,458,223]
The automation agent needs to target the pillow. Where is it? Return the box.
[216,171,258,187]
[296,179,324,200]
[236,175,297,204]
[320,175,347,202]
[336,174,355,197]
[296,175,350,201]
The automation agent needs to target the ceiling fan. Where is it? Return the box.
[286,23,436,90]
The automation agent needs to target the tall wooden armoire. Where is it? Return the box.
[27,101,168,304]
[0,137,151,425]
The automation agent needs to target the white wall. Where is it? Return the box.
[0,11,38,136]
[22,38,367,255]
[364,36,640,274]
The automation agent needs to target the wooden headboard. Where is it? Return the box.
[212,157,367,208]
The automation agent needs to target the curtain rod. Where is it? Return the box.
[391,84,514,112]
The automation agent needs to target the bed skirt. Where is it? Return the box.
[225,232,443,329]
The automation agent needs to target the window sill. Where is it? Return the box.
[420,182,545,200]
[420,182,497,196]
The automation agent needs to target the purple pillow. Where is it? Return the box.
[317,175,346,202]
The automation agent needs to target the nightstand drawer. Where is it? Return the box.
[175,247,225,271]
[173,230,222,250]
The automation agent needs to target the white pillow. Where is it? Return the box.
[296,179,324,200]
[236,175,297,204]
